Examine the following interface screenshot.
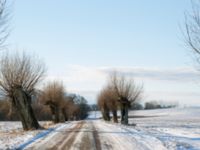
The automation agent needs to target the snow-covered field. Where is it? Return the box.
[128,108,200,149]
[0,108,200,150]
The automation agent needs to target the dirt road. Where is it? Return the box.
[24,121,101,150]
[22,120,167,150]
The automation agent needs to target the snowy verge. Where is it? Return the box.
[0,121,66,150]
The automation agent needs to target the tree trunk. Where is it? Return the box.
[124,105,129,125]
[105,107,110,121]
[104,103,110,121]
[62,108,68,121]
[48,103,63,123]
[53,106,60,123]
[50,105,55,123]
[121,104,129,125]
[102,108,110,121]
[12,87,40,130]
[101,109,107,120]
[120,103,125,124]
[101,104,110,121]
[59,109,65,122]
[112,110,118,123]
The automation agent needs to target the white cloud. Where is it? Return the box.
[44,65,200,105]
[100,66,200,82]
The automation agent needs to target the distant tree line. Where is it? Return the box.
[144,101,177,110]
[130,101,177,110]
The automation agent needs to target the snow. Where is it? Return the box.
[87,111,102,119]
[90,108,200,150]
[94,120,167,150]
[21,121,97,150]
[0,121,61,150]
[0,108,200,150]
[128,108,200,150]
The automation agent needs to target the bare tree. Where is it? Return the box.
[106,87,118,123]
[109,72,143,125]
[184,0,200,59]
[0,52,46,130]
[97,85,118,123]
[40,81,65,123]
[97,90,111,121]
[63,95,76,121]
[60,100,70,121]
[0,0,10,48]
[63,94,89,121]
[76,96,90,119]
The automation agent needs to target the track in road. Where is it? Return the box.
[22,120,168,150]
[24,121,101,150]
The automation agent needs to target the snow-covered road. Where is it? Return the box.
[18,120,167,150]
[23,121,101,150]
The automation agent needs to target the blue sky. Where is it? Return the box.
[6,0,200,105]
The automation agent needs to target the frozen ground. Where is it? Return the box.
[0,108,200,150]
[0,121,60,150]
[128,108,200,150]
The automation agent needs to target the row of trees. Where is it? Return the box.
[0,89,90,122]
[1,0,200,130]
[0,97,51,121]
[97,73,143,125]
[0,0,91,131]
[131,101,177,110]
[40,83,90,123]
[144,101,177,110]
[96,1,200,126]
[0,53,89,130]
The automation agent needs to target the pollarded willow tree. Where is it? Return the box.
[97,85,118,123]
[40,81,65,123]
[63,95,76,121]
[109,72,143,125]
[0,52,46,130]
[97,90,111,121]
[63,94,89,121]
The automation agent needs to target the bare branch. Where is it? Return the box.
[108,72,143,104]
[0,52,46,98]
[0,0,10,48]
[40,81,65,107]
[184,0,200,55]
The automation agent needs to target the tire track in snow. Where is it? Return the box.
[105,122,200,150]
[23,121,76,150]
[22,121,102,150]
[73,121,102,150]
[94,120,167,150]
[125,125,200,149]
[17,121,73,150]
[57,121,85,149]
[92,124,101,150]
